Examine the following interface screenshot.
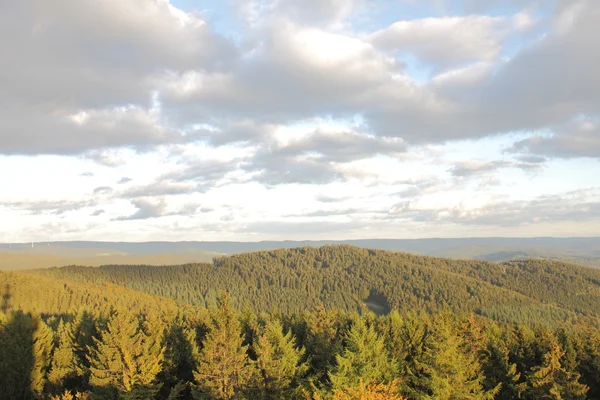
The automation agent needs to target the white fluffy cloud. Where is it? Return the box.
[1,0,599,241]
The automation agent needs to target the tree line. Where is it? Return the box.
[32,246,600,328]
[1,293,598,400]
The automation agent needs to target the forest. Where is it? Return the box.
[1,245,599,399]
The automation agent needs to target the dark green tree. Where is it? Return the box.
[329,317,396,390]
[88,310,164,398]
[528,338,588,400]
[193,293,254,399]
[253,318,307,398]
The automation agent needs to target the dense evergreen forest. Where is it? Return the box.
[33,246,600,327]
[1,245,600,399]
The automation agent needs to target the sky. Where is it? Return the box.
[1,0,599,242]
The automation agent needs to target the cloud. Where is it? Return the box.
[367,0,600,143]
[383,188,600,227]
[122,181,204,198]
[116,198,167,220]
[4,200,97,215]
[369,14,514,69]
[118,177,133,184]
[0,0,235,155]
[93,186,114,195]
[160,22,397,124]
[449,160,543,177]
[510,116,600,159]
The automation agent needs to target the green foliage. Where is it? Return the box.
[403,312,497,400]
[1,246,600,399]
[88,310,164,396]
[329,317,396,390]
[48,319,81,393]
[193,293,254,399]
[527,335,588,399]
[0,311,38,400]
[30,246,600,328]
[253,318,308,398]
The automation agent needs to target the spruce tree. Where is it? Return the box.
[331,379,405,400]
[482,338,525,399]
[305,304,342,382]
[404,312,496,400]
[88,310,164,398]
[329,317,396,390]
[48,320,80,394]
[0,311,36,400]
[253,318,307,398]
[193,292,253,399]
[160,322,199,391]
[31,316,55,396]
[528,339,588,400]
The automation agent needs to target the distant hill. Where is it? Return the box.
[2,237,600,270]
[30,245,600,328]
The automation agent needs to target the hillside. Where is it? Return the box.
[3,246,600,399]
[31,245,600,328]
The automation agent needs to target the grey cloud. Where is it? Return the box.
[240,130,406,185]
[510,116,600,159]
[284,208,373,218]
[0,106,183,155]
[268,0,360,27]
[369,14,513,70]
[515,155,547,164]
[118,177,132,184]
[116,199,167,221]
[164,158,245,184]
[277,130,406,162]
[164,0,599,150]
[93,186,113,195]
[0,0,236,155]
[85,149,129,167]
[122,181,205,198]
[186,120,275,146]
[316,194,346,203]
[80,172,94,177]
[160,21,396,125]
[91,209,105,216]
[5,200,96,215]
[220,213,235,222]
[384,188,600,227]
[449,160,542,177]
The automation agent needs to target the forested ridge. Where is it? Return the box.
[1,245,600,399]
[32,245,600,327]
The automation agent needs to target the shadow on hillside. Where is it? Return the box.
[363,290,391,316]
[0,284,36,400]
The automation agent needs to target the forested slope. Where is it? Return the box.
[31,245,600,327]
[2,247,600,399]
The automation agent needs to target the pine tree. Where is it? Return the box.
[0,311,36,400]
[253,319,307,398]
[576,327,600,399]
[88,310,164,397]
[482,338,525,399]
[331,379,405,400]
[305,304,342,382]
[193,292,253,399]
[160,322,199,390]
[404,312,496,400]
[31,316,55,396]
[48,320,80,393]
[329,317,396,390]
[528,339,588,400]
